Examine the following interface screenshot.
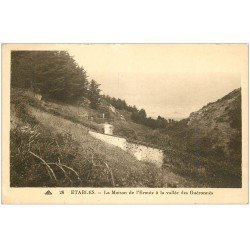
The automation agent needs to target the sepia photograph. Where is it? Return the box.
[1,43,248,204]
[1,1,250,250]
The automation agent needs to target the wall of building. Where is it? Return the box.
[104,124,114,135]
[89,131,127,150]
[33,93,42,101]
[88,131,164,167]
[126,142,164,167]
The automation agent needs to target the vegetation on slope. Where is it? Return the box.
[103,95,173,129]
[10,88,164,187]
[11,87,241,188]
[10,51,242,188]
[11,50,172,129]
[12,51,87,102]
[163,88,242,187]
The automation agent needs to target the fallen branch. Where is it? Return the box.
[55,140,63,157]
[29,151,57,181]
[28,139,34,151]
[104,162,115,187]
[58,157,81,183]
[89,151,115,186]
[60,163,81,182]
[91,153,95,166]
[90,152,102,168]
[47,162,73,184]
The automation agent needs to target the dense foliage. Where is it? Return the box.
[10,89,164,188]
[103,95,171,129]
[163,89,242,187]
[11,51,101,107]
[88,80,101,109]
[11,51,172,128]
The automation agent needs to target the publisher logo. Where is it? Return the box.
[45,190,52,195]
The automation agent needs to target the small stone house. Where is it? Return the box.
[34,93,42,101]
[103,123,114,135]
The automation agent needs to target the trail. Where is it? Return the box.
[28,105,199,188]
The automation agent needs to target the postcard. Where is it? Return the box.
[2,44,248,204]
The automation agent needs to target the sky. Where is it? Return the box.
[67,44,247,120]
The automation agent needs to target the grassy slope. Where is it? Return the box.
[12,87,239,188]
[165,89,241,161]
[11,87,193,187]
[162,89,242,188]
[29,106,164,187]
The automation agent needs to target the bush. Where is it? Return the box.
[10,88,164,188]
[163,147,241,188]
[11,51,89,103]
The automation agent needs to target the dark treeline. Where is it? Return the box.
[11,50,173,129]
[11,51,101,107]
[103,95,174,129]
[103,95,136,112]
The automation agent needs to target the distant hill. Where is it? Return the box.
[9,51,242,188]
[187,88,241,163]
[10,87,166,188]
[164,88,241,187]
[10,86,242,188]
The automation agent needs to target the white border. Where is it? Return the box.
[1,1,250,250]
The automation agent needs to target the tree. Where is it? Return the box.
[88,79,101,109]
[156,116,167,128]
[11,51,88,103]
[138,109,146,118]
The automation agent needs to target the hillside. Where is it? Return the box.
[11,87,197,188]
[163,88,242,187]
[9,51,242,188]
[165,88,241,162]
[10,87,242,188]
[188,88,241,162]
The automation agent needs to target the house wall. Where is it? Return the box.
[34,93,42,101]
[104,124,114,135]
[88,131,164,167]
[89,131,127,150]
[126,142,164,167]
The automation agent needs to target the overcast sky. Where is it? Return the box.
[68,44,246,119]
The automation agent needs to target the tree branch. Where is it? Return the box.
[29,151,57,181]
[105,162,115,187]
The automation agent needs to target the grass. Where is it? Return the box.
[10,88,165,187]
[29,106,165,187]
[163,147,241,188]
[10,87,241,188]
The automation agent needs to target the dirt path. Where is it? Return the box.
[29,106,198,187]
